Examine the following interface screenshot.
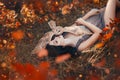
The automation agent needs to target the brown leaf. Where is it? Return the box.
[92,58,106,68]
[27,33,34,38]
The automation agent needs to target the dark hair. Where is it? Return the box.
[45,33,78,57]
[45,44,77,57]
[116,7,120,13]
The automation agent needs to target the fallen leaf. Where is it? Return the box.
[27,33,34,38]
[62,5,72,15]
[49,69,58,77]
[92,58,106,68]
[11,30,24,41]
[103,32,112,41]
[102,27,110,32]
[8,50,16,57]
[24,63,36,74]
[89,74,101,80]
[39,61,50,70]
[1,62,7,68]
[15,21,21,28]
[104,68,110,74]
[93,0,100,4]
[114,58,120,69]
[12,63,25,75]
[94,42,105,49]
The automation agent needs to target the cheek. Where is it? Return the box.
[49,41,54,45]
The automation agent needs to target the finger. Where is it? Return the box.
[75,22,81,25]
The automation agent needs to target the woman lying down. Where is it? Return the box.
[32,0,120,63]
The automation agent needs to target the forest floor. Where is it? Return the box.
[0,0,120,80]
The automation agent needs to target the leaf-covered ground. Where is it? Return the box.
[0,0,120,80]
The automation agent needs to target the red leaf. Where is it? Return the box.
[12,63,25,75]
[24,63,36,74]
[8,50,16,57]
[39,61,50,70]
[102,27,110,32]
[93,58,106,68]
[49,69,58,77]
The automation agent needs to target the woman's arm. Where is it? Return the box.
[76,18,102,51]
[77,8,105,21]
[81,9,100,20]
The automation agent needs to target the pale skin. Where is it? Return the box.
[38,0,120,63]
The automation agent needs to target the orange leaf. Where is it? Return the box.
[62,5,71,15]
[15,21,21,28]
[11,30,24,41]
[103,32,112,41]
[102,27,110,32]
[93,0,100,4]
[95,42,104,49]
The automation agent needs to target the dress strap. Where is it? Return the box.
[76,34,91,50]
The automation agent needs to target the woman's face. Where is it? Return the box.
[49,35,65,46]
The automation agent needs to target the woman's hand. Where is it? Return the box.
[76,9,100,23]
[53,26,63,35]
[75,18,86,25]
[88,9,100,16]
